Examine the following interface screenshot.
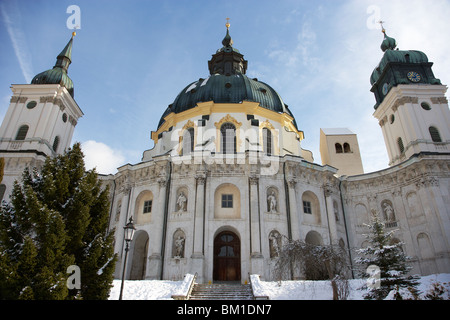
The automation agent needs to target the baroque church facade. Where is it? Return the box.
[0,25,449,284]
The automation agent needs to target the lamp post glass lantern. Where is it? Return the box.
[124,217,136,242]
[119,216,136,300]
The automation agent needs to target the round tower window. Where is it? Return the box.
[26,101,37,109]
[390,114,395,124]
[421,102,431,110]
[62,113,68,123]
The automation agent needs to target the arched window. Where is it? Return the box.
[343,143,351,153]
[302,191,321,224]
[214,183,240,219]
[397,137,405,154]
[221,123,236,154]
[135,190,153,224]
[15,125,29,140]
[429,126,442,142]
[52,136,60,152]
[262,127,272,155]
[335,143,343,153]
[182,127,194,155]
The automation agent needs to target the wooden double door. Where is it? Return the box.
[213,231,241,281]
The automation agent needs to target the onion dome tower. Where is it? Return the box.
[157,22,298,130]
[0,31,83,161]
[0,31,83,200]
[149,21,304,161]
[370,26,441,110]
[31,32,76,97]
[371,26,449,166]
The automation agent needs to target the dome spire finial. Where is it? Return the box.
[31,33,75,97]
[378,20,397,52]
[379,20,386,34]
[222,18,233,47]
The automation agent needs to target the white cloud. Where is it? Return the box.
[0,1,34,83]
[81,140,125,174]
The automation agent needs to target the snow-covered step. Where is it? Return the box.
[189,283,254,300]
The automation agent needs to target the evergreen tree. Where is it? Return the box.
[0,143,116,299]
[355,210,420,300]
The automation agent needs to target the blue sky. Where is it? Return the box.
[1,0,449,174]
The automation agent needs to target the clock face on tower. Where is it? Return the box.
[407,71,421,82]
[382,83,389,95]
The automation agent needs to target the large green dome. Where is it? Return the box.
[370,49,429,86]
[369,30,442,109]
[158,28,297,129]
[158,74,297,128]
[31,36,75,97]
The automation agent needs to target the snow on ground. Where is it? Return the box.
[108,273,450,300]
[109,279,184,300]
[254,278,365,300]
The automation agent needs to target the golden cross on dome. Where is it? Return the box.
[226,17,230,30]
[378,20,386,33]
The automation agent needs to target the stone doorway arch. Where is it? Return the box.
[213,230,241,281]
[129,230,149,280]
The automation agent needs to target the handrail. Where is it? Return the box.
[171,272,197,300]
[186,272,198,300]
[249,274,270,300]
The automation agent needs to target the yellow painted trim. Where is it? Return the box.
[152,100,302,144]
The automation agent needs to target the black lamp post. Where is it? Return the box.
[119,216,136,300]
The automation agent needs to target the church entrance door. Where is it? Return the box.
[213,231,241,281]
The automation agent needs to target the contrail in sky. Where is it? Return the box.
[1,1,34,83]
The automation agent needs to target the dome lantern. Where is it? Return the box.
[208,20,247,76]
[156,21,299,132]
[31,33,75,97]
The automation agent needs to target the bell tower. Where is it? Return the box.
[0,32,83,199]
[370,27,450,166]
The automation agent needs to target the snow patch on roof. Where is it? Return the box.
[321,128,355,135]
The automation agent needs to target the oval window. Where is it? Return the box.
[26,101,37,109]
[421,102,431,110]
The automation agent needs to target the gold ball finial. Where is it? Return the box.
[225,17,230,30]
[378,20,386,34]
[72,31,76,37]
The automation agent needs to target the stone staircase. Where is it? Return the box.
[189,283,254,300]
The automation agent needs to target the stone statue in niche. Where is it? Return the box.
[176,191,187,212]
[269,231,281,258]
[382,201,395,221]
[267,191,277,213]
[174,235,185,258]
